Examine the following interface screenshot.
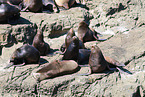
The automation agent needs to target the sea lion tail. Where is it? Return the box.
[4,63,13,69]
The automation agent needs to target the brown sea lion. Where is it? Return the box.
[65,28,76,49]
[0,0,22,5]
[60,28,85,52]
[4,44,40,69]
[32,29,50,56]
[78,21,106,43]
[55,0,76,9]
[0,3,20,24]
[62,36,79,61]
[22,0,43,12]
[33,60,79,81]
[89,45,124,73]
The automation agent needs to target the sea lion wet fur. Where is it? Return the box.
[89,45,125,73]
[77,21,99,43]
[22,0,43,12]
[0,3,20,23]
[60,28,85,52]
[32,29,50,56]
[4,44,40,69]
[62,36,79,61]
[55,0,76,9]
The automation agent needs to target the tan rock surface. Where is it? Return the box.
[0,0,145,96]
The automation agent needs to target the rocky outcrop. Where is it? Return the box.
[0,0,145,96]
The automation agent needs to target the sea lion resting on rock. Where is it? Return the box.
[89,45,125,73]
[42,0,59,12]
[60,28,85,52]
[78,49,91,64]
[62,36,79,61]
[0,3,20,24]
[33,60,79,81]
[0,0,22,5]
[78,21,106,43]
[55,0,76,9]
[4,44,40,69]
[32,29,50,56]
[21,0,43,12]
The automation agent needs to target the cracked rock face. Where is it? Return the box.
[0,0,145,96]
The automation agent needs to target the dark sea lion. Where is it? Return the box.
[32,29,50,56]
[0,3,20,24]
[60,28,85,52]
[4,44,40,69]
[8,0,22,5]
[33,60,79,81]
[78,21,105,43]
[62,36,79,61]
[42,0,59,12]
[78,49,91,64]
[0,0,22,5]
[89,45,124,73]
[22,0,43,12]
[55,0,76,9]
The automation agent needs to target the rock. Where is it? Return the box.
[0,0,145,96]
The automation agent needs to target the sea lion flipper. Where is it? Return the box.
[21,6,29,12]
[108,67,117,71]
[63,3,69,9]
[97,38,107,41]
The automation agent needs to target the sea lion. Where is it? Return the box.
[55,0,76,9]
[62,36,79,61]
[0,0,22,5]
[22,0,43,12]
[65,28,76,49]
[60,28,85,52]
[78,21,105,43]
[0,3,20,24]
[4,44,40,69]
[42,0,59,12]
[33,60,79,81]
[89,45,124,73]
[32,29,50,56]
[78,49,91,64]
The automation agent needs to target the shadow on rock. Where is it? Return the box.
[72,3,89,10]
[0,46,3,55]
[106,3,127,16]
[39,58,49,65]
[17,17,33,24]
[116,66,133,74]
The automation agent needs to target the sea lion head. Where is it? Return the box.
[10,48,24,64]
[91,45,101,54]
[72,36,79,45]
[65,28,76,48]
[79,21,88,28]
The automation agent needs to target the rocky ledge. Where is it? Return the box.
[0,0,145,96]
